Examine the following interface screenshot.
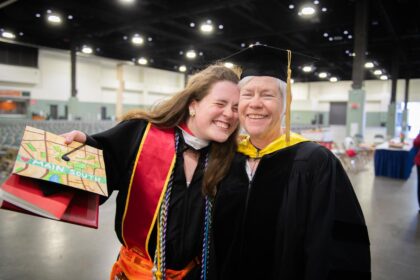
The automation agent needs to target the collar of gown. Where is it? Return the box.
[238,132,309,158]
[177,125,210,151]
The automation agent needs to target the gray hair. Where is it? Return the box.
[238,76,287,116]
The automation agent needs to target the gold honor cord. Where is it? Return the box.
[286,50,292,143]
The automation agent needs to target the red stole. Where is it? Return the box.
[121,123,176,261]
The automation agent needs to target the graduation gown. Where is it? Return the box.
[214,138,371,280]
[86,119,207,279]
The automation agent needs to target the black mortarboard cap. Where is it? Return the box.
[222,44,291,81]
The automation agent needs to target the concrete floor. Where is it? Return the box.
[0,162,419,280]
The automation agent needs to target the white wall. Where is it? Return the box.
[0,47,419,110]
[0,48,185,106]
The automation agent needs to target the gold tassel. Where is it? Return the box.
[286,50,292,143]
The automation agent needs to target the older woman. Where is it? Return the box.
[214,45,371,280]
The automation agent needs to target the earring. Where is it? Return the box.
[189,110,196,117]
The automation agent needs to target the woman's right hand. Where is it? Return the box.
[61,130,87,145]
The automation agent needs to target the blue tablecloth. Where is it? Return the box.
[374,145,417,180]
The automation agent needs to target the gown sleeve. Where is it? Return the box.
[85,119,148,202]
[303,147,371,280]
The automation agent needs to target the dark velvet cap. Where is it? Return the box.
[223,44,290,81]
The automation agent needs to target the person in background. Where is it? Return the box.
[213,45,371,279]
[63,64,240,280]
[414,131,420,212]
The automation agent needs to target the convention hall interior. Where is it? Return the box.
[0,0,419,279]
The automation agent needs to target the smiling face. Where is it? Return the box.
[187,80,240,143]
[239,76,284,148]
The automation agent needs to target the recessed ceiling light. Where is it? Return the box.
[47,10,52,14]
[314,0,319,4]
[123,36,128,40]
[348,35,353,39]
[373,69,383,75]
[321,7,327,12]
[224,62,234,68]
[19,32,24,36]
[206,19,212,24]
[119,0,135,4]
[2,31,15,39]
[380,75,388,80]
[218,24,224,30]
[289,4,295,9]
[343,30,349,35]
[35,13,41,18]
[68,15,73,20]
[330,77,338,82]
[148,37,152,42]
[241,43,246,47]
[364,62,374,68]
[323,32,328,37]
[329,37,333,41]
[300,5,316,16]
[48,14,62,24]
[200,23,213,33]
[302,66,313,72]
[179,65,187,72]
[131,34,144,45]
[318,72,328,78]
[82,46,93,54]
[350,52,356,57]
[345,50,350,54]
[138,57,148,65]
[186,50,197,59]
[199,52,203,56]
[190,22,195,28]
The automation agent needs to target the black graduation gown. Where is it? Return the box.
[86,119,207,279]
[214,141,371,280]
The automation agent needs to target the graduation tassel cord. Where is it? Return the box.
[285,49,292,143]
[200,155,212,280]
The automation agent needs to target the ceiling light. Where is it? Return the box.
[206,19,212,24]
[81,46,93,54]
[35,13,41,18]
[348,35,352,39]
[224,62,234,68]
[190,22,195,28]
[199,52,203,56]
[330,77,338,82]
[186,50,197,59]
[68,15,73,20]
[364,62,374,68]
[119,0,135,4]
[241,43,246,47]
[218,24,224,30]
[328,37,333,41]
[314,1,319,4]
[123,36,128,40]
[131,34,144,45]
[47,14,62,24]
[47,10,51,14]
[323,32,328,37]
[302,66,313,72]
[179,65,187,72]
[138,57,148,65]
[373,69,383,75]
[321,7,327,12]
[318,72,328,78]
[345,50,350,54]
[148,37,152,42]
[300,5,316,16]
[289,4,295,9]
[200,23,213,33]
[343,30,349,35]
[350,52,356,57]
[380,75,388,80]
[2,31,15,39]
[19,32,24,36]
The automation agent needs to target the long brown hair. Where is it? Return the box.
[123,64,240,197]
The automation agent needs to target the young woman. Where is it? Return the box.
[63,64,240,280]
